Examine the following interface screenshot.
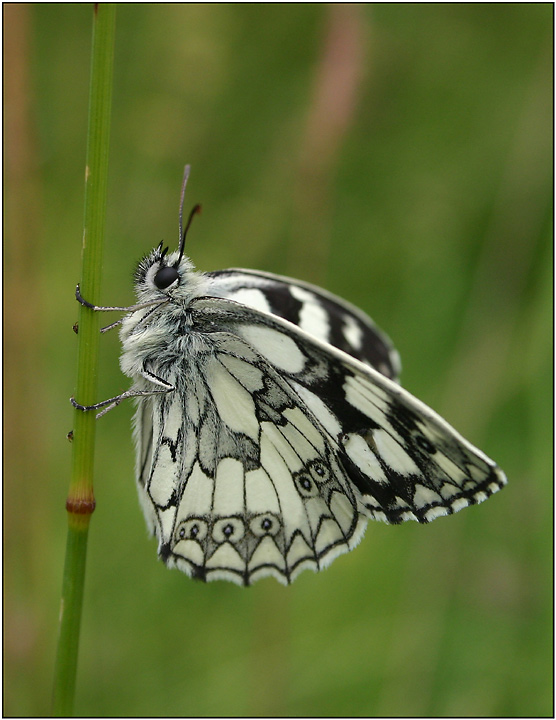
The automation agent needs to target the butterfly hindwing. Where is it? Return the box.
[135,329,367,585]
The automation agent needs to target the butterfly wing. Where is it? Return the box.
[134,332,368,586]
[135,296,505,586]
[206,268,401,380]
[189,296,507,526]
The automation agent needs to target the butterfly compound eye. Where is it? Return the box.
[154,266,179,290]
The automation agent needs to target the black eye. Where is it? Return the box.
[154,266,179,289]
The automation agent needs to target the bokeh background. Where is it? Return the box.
[4,4,552,717]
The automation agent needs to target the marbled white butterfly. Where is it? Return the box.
[73,166,507,586]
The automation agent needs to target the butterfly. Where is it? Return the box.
[72,166,507,586]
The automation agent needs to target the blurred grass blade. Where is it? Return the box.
[52,5,116,716]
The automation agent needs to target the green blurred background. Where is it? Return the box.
[4,4,552,717]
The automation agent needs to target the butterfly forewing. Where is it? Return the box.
[206,268,401,381]
[189,297,507,526]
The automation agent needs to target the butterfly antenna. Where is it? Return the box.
[178,165,190,247]
[176,164,201,265]
[176,204,202,266]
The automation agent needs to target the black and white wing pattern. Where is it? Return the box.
[206,268,401,381]
[75,168,506,587]
[134,296,506,586]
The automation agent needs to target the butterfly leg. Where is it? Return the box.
[71,386,171,418]
[75,284,166,314]
[100,318,125,333]
[71,363,175,418]
[74,284,169,333]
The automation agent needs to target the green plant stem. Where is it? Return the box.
[52,5,116,716]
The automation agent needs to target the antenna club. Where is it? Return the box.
[176,183,202,266]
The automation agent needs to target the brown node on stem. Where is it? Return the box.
[66,496,96,515]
